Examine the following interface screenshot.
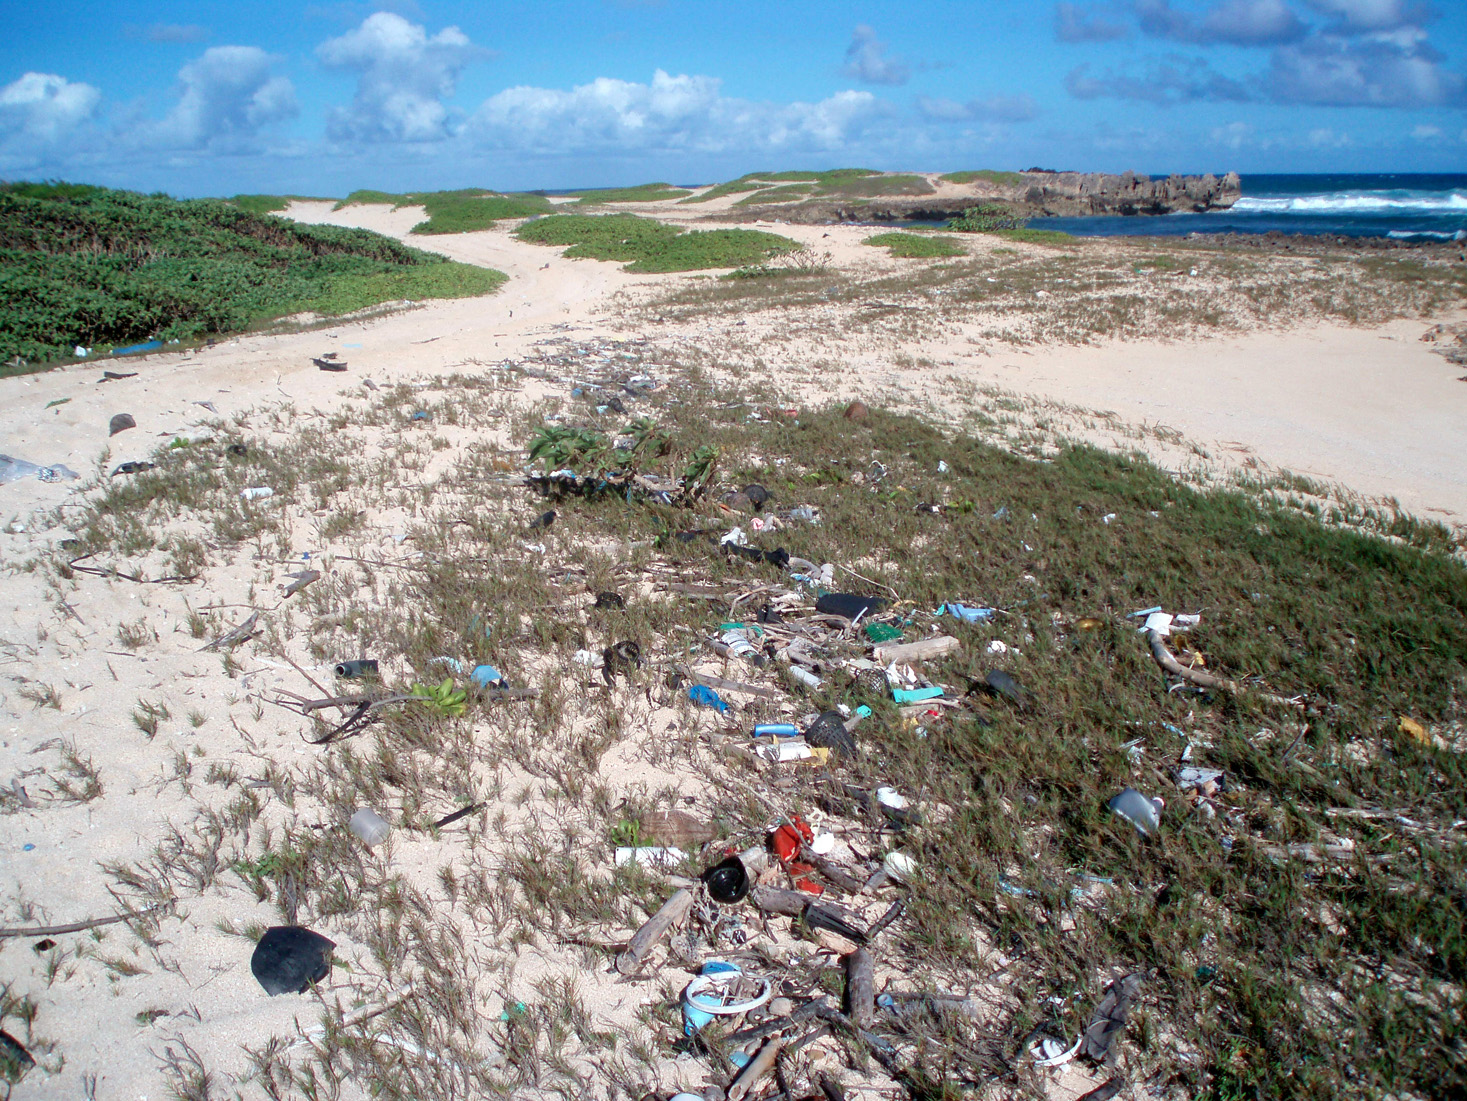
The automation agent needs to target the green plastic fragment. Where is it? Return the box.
[864,623,902,643]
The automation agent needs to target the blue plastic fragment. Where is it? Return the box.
[470,664,505,689]
[113,340,163,357]
[683,960,741,1036]
[411,410,430,421]
[752,723,800,738]
[688,684,729,712]
[939,603,995,623]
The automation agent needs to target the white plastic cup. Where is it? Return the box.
[349,808,391,846]
[240,486,274,500]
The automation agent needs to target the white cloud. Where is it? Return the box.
[843,25,910,86]
[1136,0,1306,45]
[1307,126,1352,147]
[1301,0,1430,33]
[917,94,1038,122]
[0,72,101,143]
[1209,120,1252,148]
[1411,123,1442,140]
[468,70,880,154]
[146,47,297,150]
[1268,31,1465,106]
[317,12,482,142]
[1054,3,1130,42]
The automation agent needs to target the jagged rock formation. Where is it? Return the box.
[714,170,1241,225]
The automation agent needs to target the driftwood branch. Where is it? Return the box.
[67,554,199,585]
[615,888,694,974]
[0,903,165,940]
[845,948,874,1027]
[1145,629,1304,709]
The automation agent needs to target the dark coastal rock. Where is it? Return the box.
[717,170,1241,224]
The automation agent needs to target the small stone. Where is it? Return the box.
[769,997,793,1017]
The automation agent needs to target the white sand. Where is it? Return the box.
[0,200,1461,1101]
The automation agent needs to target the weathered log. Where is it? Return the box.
[615,888,694,975]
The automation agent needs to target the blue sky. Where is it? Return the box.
[1,0,1463,196]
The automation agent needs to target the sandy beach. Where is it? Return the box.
[1,197,1463,1101]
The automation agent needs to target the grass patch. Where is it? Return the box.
[995,227,1077,246]
[561,183,692,205]
[514,213,797,272]
[0,182,506,371]
[410,194,554,234]
[815,173,934,199]
[863,232,967,258]
[329,188,552,232]
[677,180,769,204]
[229,195,306,215]
[941,169,1026,187]
[734,185,815,206]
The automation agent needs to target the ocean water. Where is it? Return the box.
[1030,174,1467,241]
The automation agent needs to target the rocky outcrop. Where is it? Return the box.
[1025,171,1241,216]
[714,170,1241,224]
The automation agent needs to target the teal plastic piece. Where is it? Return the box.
[892,686,944,704]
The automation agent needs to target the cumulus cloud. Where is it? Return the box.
[1301,0,1433,33]
[1055,3,1131,40]
[917,93,1039,122]
[468,69,880,154]
[0,72,101,143]
[146,46,297,150]
[842,25,910,86]
[1136,0,1307,45]
[1267,29,1465,105]
[317,12,483,142]
[1066,56,1252,102]
[1209,120,1253,147]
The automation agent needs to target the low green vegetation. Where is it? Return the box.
[814,173,934,199]
[677,180,768,204]
[513,212,797,273]
[941,169,1027,186]
[733,184,814,206]
[0,182,505,371]
[332,188,553,233]
[559,183,692,205]
[949,202,1029,232]
[995,227,1076,246]
[863,232,967,258]
[228,194,293,215]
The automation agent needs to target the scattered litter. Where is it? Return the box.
[938,602,995,623]
[112,341,162,357]
[0,1028,35,1078]
[689,685,729,711]
[108,413,136,436]
[2,455,80,484]
[883,851,917,882]
[816,593,887,621]
[1109,788,1163,836]
[314,355,347,372]
[702,856,750,904]
[101,370,137,380]
[111,461,156,476]
[251,926,335,995]
[334,659,378,678]
[1082,973,1144,1062]
[240,486,274,500]
[349,808,391,846]
[470,664,506,689]
[804,710,858,758]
